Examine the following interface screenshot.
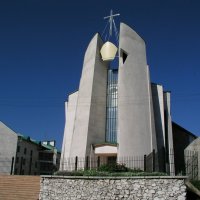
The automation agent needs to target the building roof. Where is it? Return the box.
[172,121,197,138]
[17,133,60,153]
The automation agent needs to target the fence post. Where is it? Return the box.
[97,156,100,168]
[10,157,14,175]
[152,149,155,172]
[85,156,89,170]
[144,155,146,171]
[75,156,78,171]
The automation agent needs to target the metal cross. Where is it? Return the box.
[104,10,120,37]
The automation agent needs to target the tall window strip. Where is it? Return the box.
[106,69,118,143]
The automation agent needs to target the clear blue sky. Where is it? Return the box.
[0,0,200,150]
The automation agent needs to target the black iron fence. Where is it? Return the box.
[60,149,199,178]
[60,155,145,172]
[60,149,176,175]
[0,150,199,179]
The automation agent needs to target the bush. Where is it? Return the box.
[54,170,84,176]
[98,163,128,172]
[127,168,143,173]
[55,163,167,177]
[55,170,167,177]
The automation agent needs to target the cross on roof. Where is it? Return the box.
[104,10,120,37]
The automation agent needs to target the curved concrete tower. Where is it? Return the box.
[117,23,157,157]
[60,22,174,173]
[60,33,108,165]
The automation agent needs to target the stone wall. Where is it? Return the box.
[40,176,187,200]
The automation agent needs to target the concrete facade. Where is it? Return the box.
[15,136,61,175]
[0,121,60,175]
[14,136,39,175]
[118,23,156,158]
[61,92,79,160]
[60,23,174,171]
[0,122,18,174]
[60,22,195,174]
[61,34,108,160]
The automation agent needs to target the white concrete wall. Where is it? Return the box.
[94,145,117,155]
[60,92,78,170]
[118,23,156,157]
[151,84,165,150]
[151,84,166,171]
[0,122,18,174]
[164,92,175,175]
[67,34,108,158]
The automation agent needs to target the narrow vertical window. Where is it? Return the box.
[106,69,118,143]
[24,148,27,155]
[17,146,20,153]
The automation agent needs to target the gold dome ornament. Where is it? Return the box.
[100,41,118,61]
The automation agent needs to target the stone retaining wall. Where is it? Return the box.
[40,176,187,200]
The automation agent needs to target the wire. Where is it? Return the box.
[113,19,119,44]
[101,20,109,41]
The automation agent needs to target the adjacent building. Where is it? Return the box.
[0,121,18,174]
[0,121,60,175]
[60,22,197,174]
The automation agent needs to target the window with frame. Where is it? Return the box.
[105,69,118,143]
[24,148,27,154]
[17,146,20,153]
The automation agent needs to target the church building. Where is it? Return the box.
[60,12,196,174]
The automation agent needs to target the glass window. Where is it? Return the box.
[17,146,20,153]
[24,148,27,155]
[105,69,118,143]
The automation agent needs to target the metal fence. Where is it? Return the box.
[0,150,199,179]
[185,150,198,180]
[60,156,145,172]
[60,149,174,174]
[60,149,199,178]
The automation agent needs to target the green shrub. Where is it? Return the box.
[98,163,128,172]
[54,170,84,176]
[127,168,143,173]
[83,169,110,176]
[55,170,167,177]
